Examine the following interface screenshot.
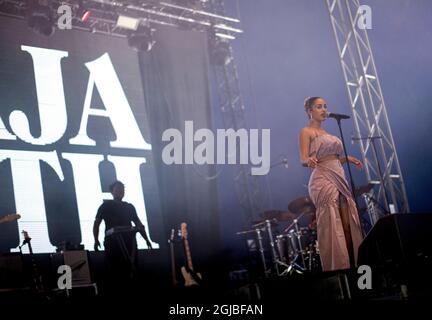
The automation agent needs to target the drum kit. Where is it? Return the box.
[237,184,375,277]
[237,196,321,277]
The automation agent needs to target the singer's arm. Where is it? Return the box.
[340,156,363,169]
[299,128,318,168]
[339,156,348,164]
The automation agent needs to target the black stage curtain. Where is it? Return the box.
[138,27,221,262]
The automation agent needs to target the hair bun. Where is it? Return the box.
[304,96,321,111]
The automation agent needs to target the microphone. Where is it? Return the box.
[326,112,350,120]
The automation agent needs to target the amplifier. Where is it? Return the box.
[358,213,432,267]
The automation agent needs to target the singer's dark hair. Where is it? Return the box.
[304,96,323,114]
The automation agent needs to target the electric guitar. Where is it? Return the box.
[180,223,202,286]
[0,213,21,225]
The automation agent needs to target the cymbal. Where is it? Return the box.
[288,196,316,215]
[251,218,279,228]
[236,229,258,235]
[260,210,297,222]
[355,183,374,197]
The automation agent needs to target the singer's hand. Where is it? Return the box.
[94,240,101,252]
[307,156,318,169]
[348,156,363,169]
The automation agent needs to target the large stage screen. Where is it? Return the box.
[0,16,164,253]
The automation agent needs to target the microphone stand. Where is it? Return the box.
[333,117,364,237]
[270,157,289,170]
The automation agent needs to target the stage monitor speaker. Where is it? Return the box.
[358,213,432,267]
[0,253,26,288]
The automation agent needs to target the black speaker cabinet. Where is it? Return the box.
[0,253,23,287]
[358,213,432,267]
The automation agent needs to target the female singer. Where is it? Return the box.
[298,96,363,271]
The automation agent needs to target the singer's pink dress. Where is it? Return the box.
[308,133,363,271]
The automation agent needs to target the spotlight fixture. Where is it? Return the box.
[116,15,140,30]
[27,0,55,37]
[76,0,91,23]
[80,9,91,22]
[127,25,156,52]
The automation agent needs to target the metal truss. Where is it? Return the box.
[0,0,242,39]
[209,0,269,222]
[326,0,410,225]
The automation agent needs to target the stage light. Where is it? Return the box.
[81,9,91,22]
[117,15,140,30]
[76,0,91,23]
[27,0,55,37]
[127,26,156,52]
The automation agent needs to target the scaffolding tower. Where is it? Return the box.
[209,0,268,223]
[326,0,410,226]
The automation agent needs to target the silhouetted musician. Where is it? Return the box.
[93,181,152,285]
